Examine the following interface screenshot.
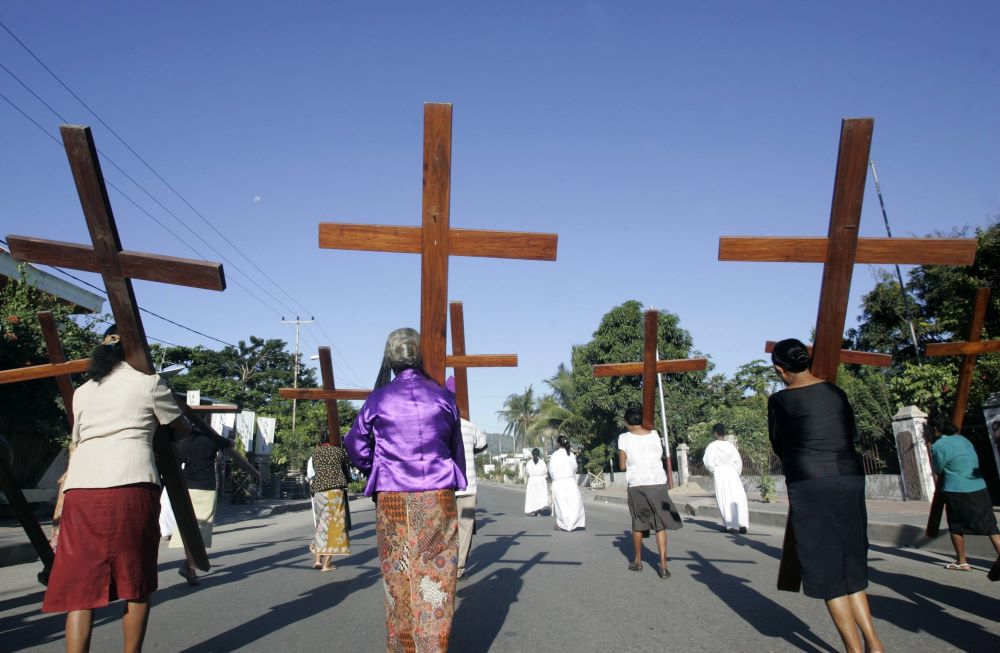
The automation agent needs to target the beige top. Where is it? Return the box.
[64,363,182,490]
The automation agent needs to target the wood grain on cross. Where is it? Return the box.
[448,301,517,420]
[593,309,708,487]
[922,287,1000,580]
[719,118,978,592]
[317,103,557,385]
[763,341,892,369]
[5,125,226,572]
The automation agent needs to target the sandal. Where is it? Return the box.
[628,562,643,572]
[945,562,972,571]
[178,565,200,586]
[658,564,671,579]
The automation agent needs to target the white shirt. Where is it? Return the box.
[548,449,578,481]
[456,418,487,496]
[617,430,668,487]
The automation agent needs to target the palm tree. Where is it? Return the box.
[530,364,592,450]
[496,386,537,452]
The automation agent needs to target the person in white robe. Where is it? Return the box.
[524,449,549,515]
[549,436,585,531]
[703,423,749,534]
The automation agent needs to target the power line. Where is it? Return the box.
[0,18,316,317]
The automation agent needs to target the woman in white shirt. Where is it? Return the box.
[549,436,585,531]
[617,406,683,579]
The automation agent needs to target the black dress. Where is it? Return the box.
[768,382,868,600]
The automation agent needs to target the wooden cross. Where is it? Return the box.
[763,341,891,369]
[448,300,517,420]
[593,309,708,487]
[718,117,978,592]
[923,287,1000,580]
[317,103,557,384]
[5,125,226,572]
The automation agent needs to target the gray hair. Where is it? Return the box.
[384,327,422,374]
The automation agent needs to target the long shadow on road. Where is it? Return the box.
[687,550,839,653]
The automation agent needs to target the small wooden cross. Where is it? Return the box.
[317,103,558,384]
[719,118,978,592]
[5,125,227,572]
[593,309,708,487]
[449,300,518,420]
[922,287,1000,580]
[278,347,371,446]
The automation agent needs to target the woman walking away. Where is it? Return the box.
[308,440,353,571]
[549,436,585,531]
[345,328,466,653]
[768,338,883,653]
[929,413,1000,572]
[618,406,683,578]
[42,325,190,653]
[524,448,549,516]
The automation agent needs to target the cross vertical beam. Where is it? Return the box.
[641,310,658,430]
[422,105,452,384]
[318,346,343,446]
[448,300,519,421]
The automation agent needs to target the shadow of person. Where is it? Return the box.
[687,550,839,653]
[451,553,547,653]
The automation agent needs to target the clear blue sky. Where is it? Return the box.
[2,3,998,433]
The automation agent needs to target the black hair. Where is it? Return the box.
[929,413,960,436]
[531,448,540,457]
[556,435,571,454]
[713,423,726,437]
[89,324,124,382]
[624,406,643,426]
[771,338,811,373]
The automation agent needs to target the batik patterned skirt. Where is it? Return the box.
[310,489,351,556]
[376,489,458,653]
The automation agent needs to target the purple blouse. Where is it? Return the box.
[345,368,467,496]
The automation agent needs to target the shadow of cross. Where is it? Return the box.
[4,125,226,572]
[922,287,1000,582]
[317,103,558,385]
[448,301,517,420]
[718,117,978,592]
[592,309,708,488]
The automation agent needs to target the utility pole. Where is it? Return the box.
[281,316,314,440]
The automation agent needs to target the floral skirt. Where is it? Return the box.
[310,489,351,556]
[376,489,458,653]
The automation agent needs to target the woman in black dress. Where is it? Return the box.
[768,339,883,653]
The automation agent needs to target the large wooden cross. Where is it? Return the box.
[448,300,517,420]
[593,309,708,487]
[5,125,227,572]
[718,117,978,592]
[923,287,1000,580]
[317,103,557,385]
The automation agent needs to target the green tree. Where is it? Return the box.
[569,300,709,450]
[530,363,593,451]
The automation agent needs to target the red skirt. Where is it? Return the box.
[42,484,161,613]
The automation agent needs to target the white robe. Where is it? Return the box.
[524,459,549,514]
[703,439,749,530]
[548,449,585,531]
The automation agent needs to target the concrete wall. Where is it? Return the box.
[689,473,907,501]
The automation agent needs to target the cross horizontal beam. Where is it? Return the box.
[278,388,372,401]
[318,224,558,261]
[446,354,518,368]
[718,237,977,266]
[187,404,241,413]
[763,341,892,368]
[924,341,1000,357]
[0,358,90,384]
[592,358,708,377]
[6,236,226,291]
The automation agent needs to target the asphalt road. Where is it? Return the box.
[1,484,998,652]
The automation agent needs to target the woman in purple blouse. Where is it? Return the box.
[345,328,466,653]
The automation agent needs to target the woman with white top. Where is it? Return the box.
[549,436,585,531]
[617,406,683,579]
[703,423,749,534]
[523,448,549,516]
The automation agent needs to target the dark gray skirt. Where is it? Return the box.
[626,484,683,533]
[944,488,999,535]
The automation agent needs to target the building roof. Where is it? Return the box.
[0,248,104,314]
